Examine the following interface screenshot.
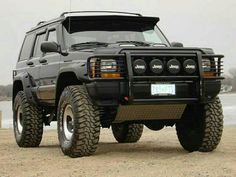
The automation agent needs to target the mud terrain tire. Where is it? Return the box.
[176,96,223,152]
[112,123,144,143]
[57,85,100,158]
[13,91,43,147]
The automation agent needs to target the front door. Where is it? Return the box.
[38,28,60,104]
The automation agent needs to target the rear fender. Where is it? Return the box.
[13,72,37,104]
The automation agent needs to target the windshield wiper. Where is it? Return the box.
[116,41,168,47]
[150,42,168,47]
[115,41,150,46]
[71,41,109,49]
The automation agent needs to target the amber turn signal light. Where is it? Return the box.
[203,71,214,78]
[91,62,96,78]
[101,73,121,78]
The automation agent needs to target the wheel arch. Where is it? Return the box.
[13,80,23,102]
[55,71,83,106]
[13,72,37,104]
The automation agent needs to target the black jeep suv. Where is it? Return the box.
[13,11,224,157]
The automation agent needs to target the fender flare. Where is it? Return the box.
[57,62,88,82]
[13,72,37,104]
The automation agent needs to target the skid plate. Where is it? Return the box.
[114,104,186,123]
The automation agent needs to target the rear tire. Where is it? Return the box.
[57,85,100,158]
[112,123,143,143]
[176,96,223,152]
[13,91,43,147]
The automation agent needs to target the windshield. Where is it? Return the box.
[62,18,169,49]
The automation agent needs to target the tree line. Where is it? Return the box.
[223,68,236,92]
[0,85,12,100]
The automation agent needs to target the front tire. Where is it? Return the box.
[176,96,223,152]
[112,123,143,143]
[57,85,100,158]
[13,91,43,147]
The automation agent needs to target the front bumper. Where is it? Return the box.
[86,79,221,106]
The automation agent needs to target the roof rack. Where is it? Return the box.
[37,21,46,26]
[60,11,142,17]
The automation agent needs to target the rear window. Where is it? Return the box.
[19,34,35,61]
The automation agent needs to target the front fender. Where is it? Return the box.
[58,62,89,82]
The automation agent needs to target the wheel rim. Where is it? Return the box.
[16,106,23,133]
[63,104,74,140]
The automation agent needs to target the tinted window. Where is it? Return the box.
[19,34,35,61]
[62,19,169,48]
[47,30,57,43]
[33,33,46,57]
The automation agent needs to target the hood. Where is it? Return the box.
[200,48,215,54]
[79,44,168,55]
[71,46,215,57]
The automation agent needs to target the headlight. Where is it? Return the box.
[89,57,123,78]
[100,59,117,72]
[202,58,211,72]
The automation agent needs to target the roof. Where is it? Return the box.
[27,11,159,33]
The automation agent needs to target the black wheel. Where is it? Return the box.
[112,123,143,143]
[13,91,43,147]
[57,85,100,158]
[176,96,223,152]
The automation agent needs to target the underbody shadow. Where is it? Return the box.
[96,141,186,156]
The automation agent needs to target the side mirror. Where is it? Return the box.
[171,42,184,47]
[41,41,68,56]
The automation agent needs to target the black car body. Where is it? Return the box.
[12,11,224,157]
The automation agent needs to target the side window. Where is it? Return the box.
[19,34,35,61]
[47,30,57,43]
[33,33,46,57]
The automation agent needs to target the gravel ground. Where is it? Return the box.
[0,126,236,177]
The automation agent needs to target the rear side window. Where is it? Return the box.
[19,34,35,61]
[33,33,46,57]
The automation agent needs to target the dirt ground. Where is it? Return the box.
[0,126,236,177]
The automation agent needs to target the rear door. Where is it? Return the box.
[16,33,36,79]
[38,26,60,103]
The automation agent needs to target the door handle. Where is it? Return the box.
[26,61,34,66]
[39,59,47,64]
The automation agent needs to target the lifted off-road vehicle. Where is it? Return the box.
[13,11,224,157]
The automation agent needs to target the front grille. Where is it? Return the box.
[87,53,224,80]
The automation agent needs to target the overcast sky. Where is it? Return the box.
[0,0,235,85]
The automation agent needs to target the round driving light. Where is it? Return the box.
[183,59,197,74]
[167,59,181,74]
[150,59,164,74]
[133,59,147,74]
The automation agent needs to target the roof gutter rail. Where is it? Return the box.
[60,11,142,17]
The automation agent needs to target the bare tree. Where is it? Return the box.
[228,68,236,91]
